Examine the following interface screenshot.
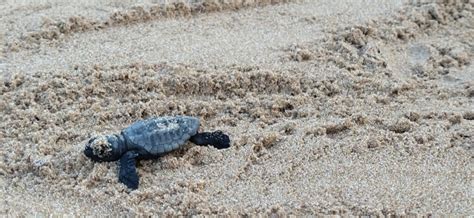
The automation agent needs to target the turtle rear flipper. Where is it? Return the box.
[190,131,230,149]
[119,151,139,190]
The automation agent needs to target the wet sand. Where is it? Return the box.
[1,0,473,216]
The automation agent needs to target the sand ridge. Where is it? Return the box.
[1,0,473,216]
[3,0,295,52]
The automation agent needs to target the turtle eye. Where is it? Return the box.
[88,137,96,144]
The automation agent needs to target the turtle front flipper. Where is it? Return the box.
[119,151,139,190]
[190,131,230,149]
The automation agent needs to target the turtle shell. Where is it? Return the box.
[122,116,200,155]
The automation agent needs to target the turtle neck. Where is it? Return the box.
[107,134,128,159]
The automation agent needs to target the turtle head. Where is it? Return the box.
[84,135,123,162]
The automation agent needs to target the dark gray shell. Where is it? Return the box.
[122,116,200,155]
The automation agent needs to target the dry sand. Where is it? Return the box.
[1,0,473,216]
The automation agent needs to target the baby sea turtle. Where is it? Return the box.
[84,116,230,190]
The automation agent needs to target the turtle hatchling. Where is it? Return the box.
[84,116,230,190]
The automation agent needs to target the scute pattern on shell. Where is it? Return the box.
[122,116,200,155]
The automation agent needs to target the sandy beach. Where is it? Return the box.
[1,0,473,215]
